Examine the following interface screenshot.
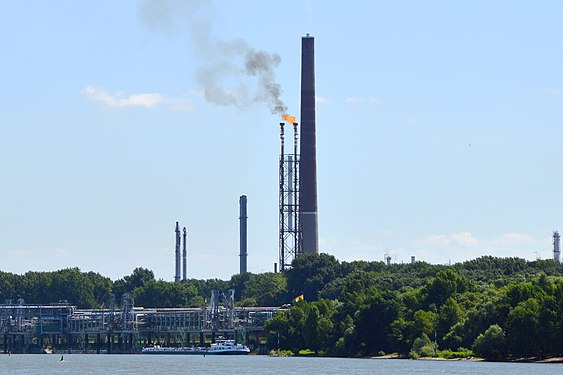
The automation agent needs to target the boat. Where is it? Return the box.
[141,340,250,355]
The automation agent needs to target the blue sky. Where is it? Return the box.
[1,0,562,281]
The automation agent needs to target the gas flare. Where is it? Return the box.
[283,114,297,124]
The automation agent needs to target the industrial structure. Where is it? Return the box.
[174,222,188,282]
[278,34,319,271]
[554,230,561,262]
[182,227,187,281]
[175,222,181,282]
[0,294,276,354]
[239,195,248,274]
[298,34,319,255]
[279,122,300,271]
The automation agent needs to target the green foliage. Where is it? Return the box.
[84,271,112,307]
[424,269,475,307]
[472,324,506,359]
[133,280,199,308]
[506,298,542,357]
[269,349,294,357]
[438,348,472,359]
[1,255,562,359]
[240,272,287,306]
[112,267,155,298]
[352,290,401,356]
[298,349,316,356]
[286,253,340,301]
[410,333,436,358]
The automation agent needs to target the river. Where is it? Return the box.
[0,354,560,374]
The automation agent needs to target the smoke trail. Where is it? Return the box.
[138,0,287,115]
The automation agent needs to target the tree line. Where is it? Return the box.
[0,255,561,359]
[264,254,563,359]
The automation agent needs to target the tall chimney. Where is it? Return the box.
[174,221,181,282]
[299,34,319,254]
[182,227,187,281]
[239,195,248,273]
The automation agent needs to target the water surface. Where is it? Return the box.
[0,354,560,375]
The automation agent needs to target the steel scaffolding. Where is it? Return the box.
[279,122,301,271]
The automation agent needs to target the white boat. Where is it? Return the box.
[206,340,250,355]
[141,340,250,355]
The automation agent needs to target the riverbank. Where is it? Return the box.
[371,354,563,363]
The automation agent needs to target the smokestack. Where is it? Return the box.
[554,231,561,262]
[299,34,319,254]
[175,221,181,282]
[182,227,187,281]
[239,195,248,273]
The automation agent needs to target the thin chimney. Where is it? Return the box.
[182,227,187,281]
[239,195,248,273]
[174,221,181,282]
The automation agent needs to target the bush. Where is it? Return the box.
[472,324,506,359]
[410,334,437,358]
[298,349,316,356]
[438,348,473,359]
[269,349,294,357]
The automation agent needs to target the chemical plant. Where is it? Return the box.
[175,35,320,278]
[0,293,275,354]
[0,35,320,354]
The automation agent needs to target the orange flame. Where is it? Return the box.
[283,114,297,124]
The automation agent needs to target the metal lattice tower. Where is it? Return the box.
[279,122,301,271]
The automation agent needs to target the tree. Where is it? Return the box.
[228,272,253,303]
[437,297,463,348]
[389,318,414,355]
[506,298,541,357]
[50,268,96,307]
[353,290,400,355]
[285,253,340,301]
[425,269,474,307]
[410,333,435,358]
[133,280,199,308]
[302,304,320,352]
[113,267,155,297]
[242,273,287,306]
[85,271,112,307]
[472,324,506,359]
[0,272,17,301]
[412,309,438,339]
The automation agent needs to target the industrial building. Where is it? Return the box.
[1,294,276,354]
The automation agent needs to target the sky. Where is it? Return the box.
[1,0,563,281]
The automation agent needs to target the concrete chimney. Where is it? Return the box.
[299,34,319,254]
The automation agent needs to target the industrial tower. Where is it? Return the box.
[299,34,319,255]
[174,221,188,282]
[175,221,181,282]
[278,34,320,271]
[182,226,187,281]
[279,122,300,271]
[239,195,248,274]
[554,230,561,262]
